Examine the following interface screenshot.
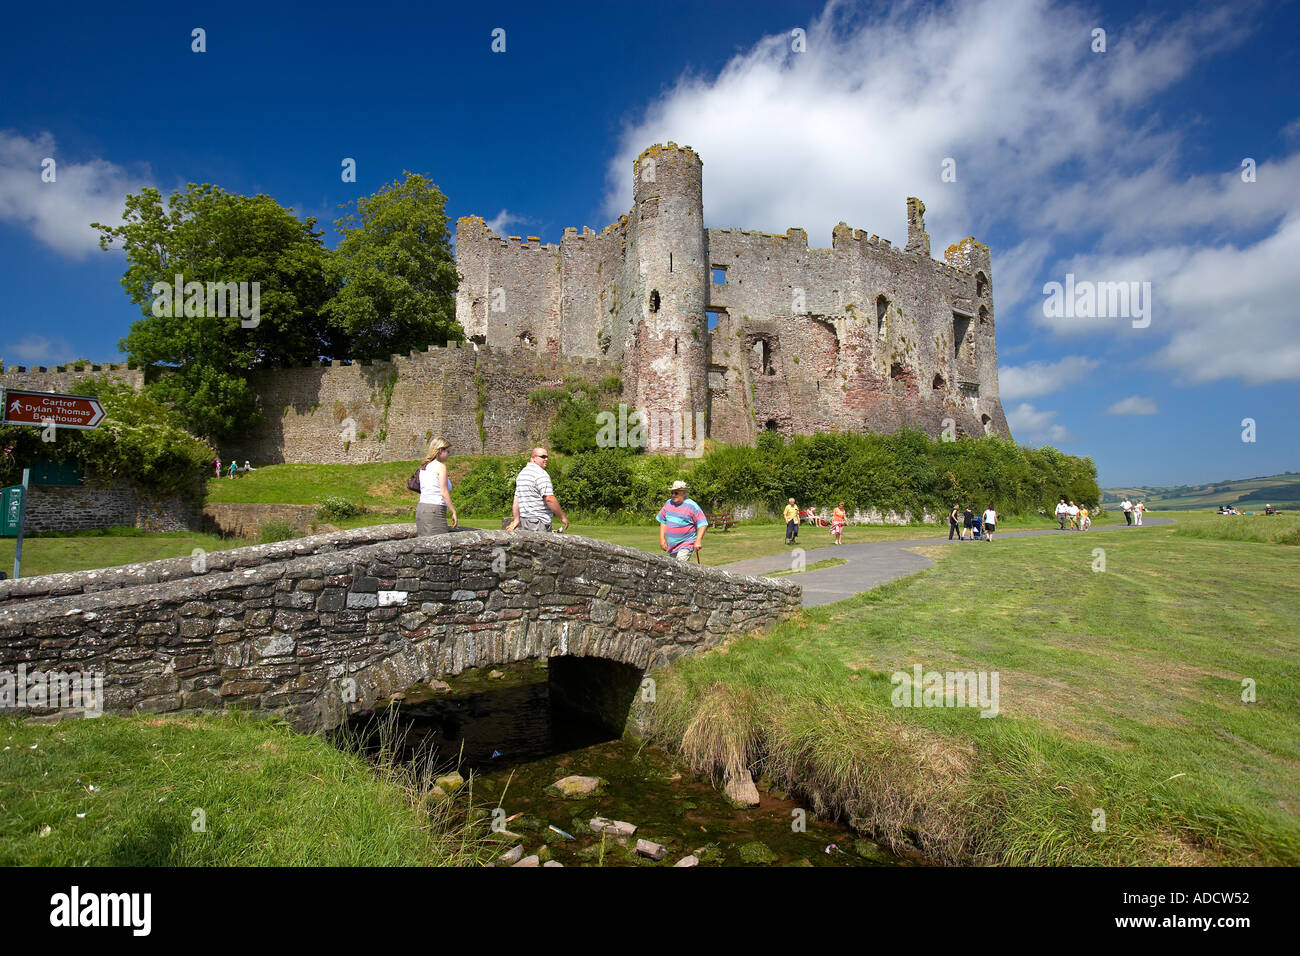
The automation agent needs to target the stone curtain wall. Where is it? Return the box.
[0,527,800,732]
[0,364,143,394]
[21,480,202,534]
[224,343,618,465]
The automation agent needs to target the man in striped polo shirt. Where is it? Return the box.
[657,480,708,563]
[506,447,568,532]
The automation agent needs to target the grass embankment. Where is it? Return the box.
[0,528,241,578]
[645,521,1300,865]
[1169,510,1300,546]
[0,711,491,866]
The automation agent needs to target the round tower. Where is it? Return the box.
[629,143,708,455]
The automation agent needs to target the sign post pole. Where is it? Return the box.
[13,468,29,580]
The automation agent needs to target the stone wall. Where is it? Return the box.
[221,344,619,465]
[20,480,202,534]
[201,503,323,539]
[0,363,143,395]
[0,526,800,732]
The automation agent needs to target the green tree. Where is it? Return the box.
[326,172,462,358]
[93,184,338,439]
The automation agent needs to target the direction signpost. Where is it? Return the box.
[0,388,106,579]
[2,389,106,430]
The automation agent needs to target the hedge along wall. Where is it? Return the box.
[0,526,800,732]
[451,431,1102,523]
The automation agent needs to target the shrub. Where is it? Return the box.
[258,519,296,543]
[316,496,363,521]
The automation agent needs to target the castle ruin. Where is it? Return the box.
[456,142,1010,452]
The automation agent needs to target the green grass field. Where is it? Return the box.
[643,521,1300,865]
[0,711,491,866]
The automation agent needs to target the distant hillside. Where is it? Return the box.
[1102,473,1300,511]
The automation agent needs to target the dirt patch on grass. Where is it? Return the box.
[905,546,952,562]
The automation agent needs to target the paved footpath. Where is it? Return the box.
[723,517,1172,607]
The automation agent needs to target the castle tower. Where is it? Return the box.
[628,143,708,453]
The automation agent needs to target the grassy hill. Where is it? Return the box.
[1102,472,1300,511]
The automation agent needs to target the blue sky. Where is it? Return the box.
[1,0,1297,487]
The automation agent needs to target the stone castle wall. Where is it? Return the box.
[0,526,801,732]
[219,343,618,465]
[0,363,142,395]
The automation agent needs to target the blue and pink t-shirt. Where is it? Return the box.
[656,497,708,553]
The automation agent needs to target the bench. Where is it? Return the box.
[704,512,734,532]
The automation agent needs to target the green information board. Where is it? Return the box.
[1,485,22,537]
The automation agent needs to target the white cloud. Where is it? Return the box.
[484,209,523,235]
[1006,402,1074,444]
[999,355,1100,400]
[8,334,72,365]
[600,0,1298,385]
[1106,395,1158,415]
[0,130,149,258]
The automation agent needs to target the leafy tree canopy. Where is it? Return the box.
[326,171,462,358]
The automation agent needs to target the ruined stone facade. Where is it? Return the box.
[457,143,1010,451]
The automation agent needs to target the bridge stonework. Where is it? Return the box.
[0,527,799,732]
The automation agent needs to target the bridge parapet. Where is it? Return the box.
[0,527,800,731]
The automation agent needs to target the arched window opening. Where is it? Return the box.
[876,295,889,336]
[649,290,660,313]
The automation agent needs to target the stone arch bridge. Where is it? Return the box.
[0,527,799,732]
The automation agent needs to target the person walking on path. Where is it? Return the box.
[657,480,708,563]
[949,504,962,541]
[1079,505,1090,531]
[832,502,847,545]
[215,456,222,479]
[982,505,998,541]
[1067,500,1079,530]
[1121,496,1133,525]
[784,498,800,545]
[415,437,457,535]
[1056,498,1069,530]
[506,447,568,533]
[1135,501,1145,526]
[963,505,974,540]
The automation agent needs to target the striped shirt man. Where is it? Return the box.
[514,460,554,523]
[657,492,708,558]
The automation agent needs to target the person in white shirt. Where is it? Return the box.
[982,505,997,541]
[416,437,457,535]
[1121,497,1133,526]
[1135,501,1145,526]
[506,447,568,532]
[1067,501,1079,530]
[1055,498,1069,530]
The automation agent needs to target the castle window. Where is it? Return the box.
[876,295,889,336]
[976,272,989,298]
[952,312,972,360]
[890,361,907,381]
[706,310,724,331]
[765,419,778,432]
[650,290,660,313]
[979,305,989,325]
[981,413,992,435]
[712,266,727,285]
[518,331,535,348]
[932,373,945,391]
[753,337,775,376]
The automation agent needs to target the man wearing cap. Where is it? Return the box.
[657,480,709,563]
